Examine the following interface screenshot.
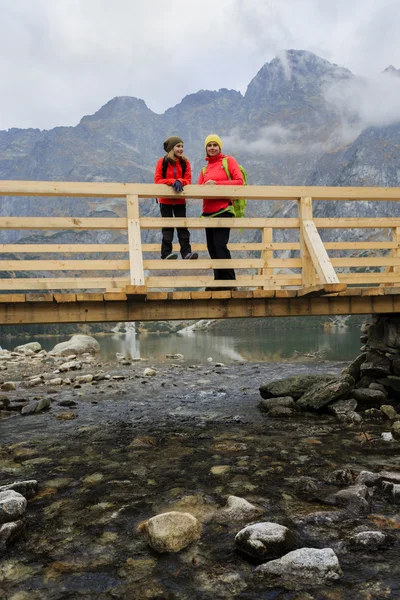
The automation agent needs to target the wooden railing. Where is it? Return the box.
[1,180,400,294]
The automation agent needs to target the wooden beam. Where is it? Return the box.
[297,284,347,298]
[302,219,339,284]
[0,217,127,230]
[0,277,129,290]
[314,218,400,228]
[0,260,130,271]
[1,180,400,200]
[0,244,129,253]
[2,294,400,325]
[298,196,316,287]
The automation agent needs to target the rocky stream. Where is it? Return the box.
[1,319,400,600]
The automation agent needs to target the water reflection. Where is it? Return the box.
[1,328,361,364]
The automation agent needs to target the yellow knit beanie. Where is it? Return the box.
[205,134,223,151]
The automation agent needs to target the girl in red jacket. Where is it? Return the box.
[198,134,243,284]
[154,136,198,260]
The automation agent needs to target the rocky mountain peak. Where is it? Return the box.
[79,96,151,125]
[383,65,400,77]
[244,49,352,109]
[165,88,242,115]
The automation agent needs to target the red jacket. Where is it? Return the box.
[154,157,192,205]
[198,153,244,214]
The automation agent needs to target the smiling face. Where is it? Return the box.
[206,142,221,157]
[173,142,184,158]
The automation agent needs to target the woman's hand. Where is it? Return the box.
[205,180,216,185]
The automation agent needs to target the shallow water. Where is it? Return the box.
[1,360,399,599]
[1,327,361,364]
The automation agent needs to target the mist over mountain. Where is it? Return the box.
[1,49,400,246]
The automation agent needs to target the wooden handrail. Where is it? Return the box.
[0,180,400,200]
[1,180,400,292]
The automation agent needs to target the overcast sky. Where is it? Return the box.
[1,0,399,131]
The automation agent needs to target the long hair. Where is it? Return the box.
[165,149,188,163]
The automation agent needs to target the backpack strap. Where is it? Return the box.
[162,157,187,180]
[162,157,168,179]
[222,157,232,180]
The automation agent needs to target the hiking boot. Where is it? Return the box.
[164,253,178,260]
[184,252,199,260]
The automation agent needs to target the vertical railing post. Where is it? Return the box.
[260,227,273,289]
[298,196,316,288]
[126,194,145,286]
[383,226,400,287]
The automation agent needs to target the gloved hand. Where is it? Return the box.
[172,180,184,193]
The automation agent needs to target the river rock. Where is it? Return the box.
[74,374,93,384]
[296,375,354,411]
[355,471,382,487]
[0,490,27,523]
[0,480,38,499]
[378,471,400,485]
[14,342,42,353]
[25,377,42,388]
[327,398,357,417]
[259,374,336,400]
[380,405,397,419]
[145,511,201,553]
[0,520,24,548]
[235,522,297,559]
[214,495,263,524]
[45,377,63,386]
[255,547,342,586]
[21,398,51,415]
[351,388,387,408]
[1,382,17,391]
[58,360,82,372]
[392,421,400,438]
[360,352,392,378]
[267,406,295,418]
[143,368,157,377]
[258,397,295,412]
[349,530,387,550]
[331,484,369,513]
[50,335,100,356]
[369,382,388,395]
[379,376,400,392]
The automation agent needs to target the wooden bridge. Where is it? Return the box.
[1,180,400,325]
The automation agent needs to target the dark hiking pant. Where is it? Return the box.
[202,210,236,280]
[160,203,191,259]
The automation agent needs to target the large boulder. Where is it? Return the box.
[259,374,336,400]
[296,375,355,411]
[144,511,201,553]
[360,352,392,378]
[351,388,387,409]
[255,547,342,586]
[50,335,100,356]
[341,353,366,382]
[14,342,42,353]
[235,522,297,559]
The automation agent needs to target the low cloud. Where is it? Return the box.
[323,69,400,141]
[224,124,325,155]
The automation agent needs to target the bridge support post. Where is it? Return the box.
[382,226,400,287]
[260,227,273,289]
[126,194,145,286]
[298,196,317,287]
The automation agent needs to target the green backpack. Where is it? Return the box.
[202,157,248,217]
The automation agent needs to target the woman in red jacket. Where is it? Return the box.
[198,134,243,284]
[154,136,198,260]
